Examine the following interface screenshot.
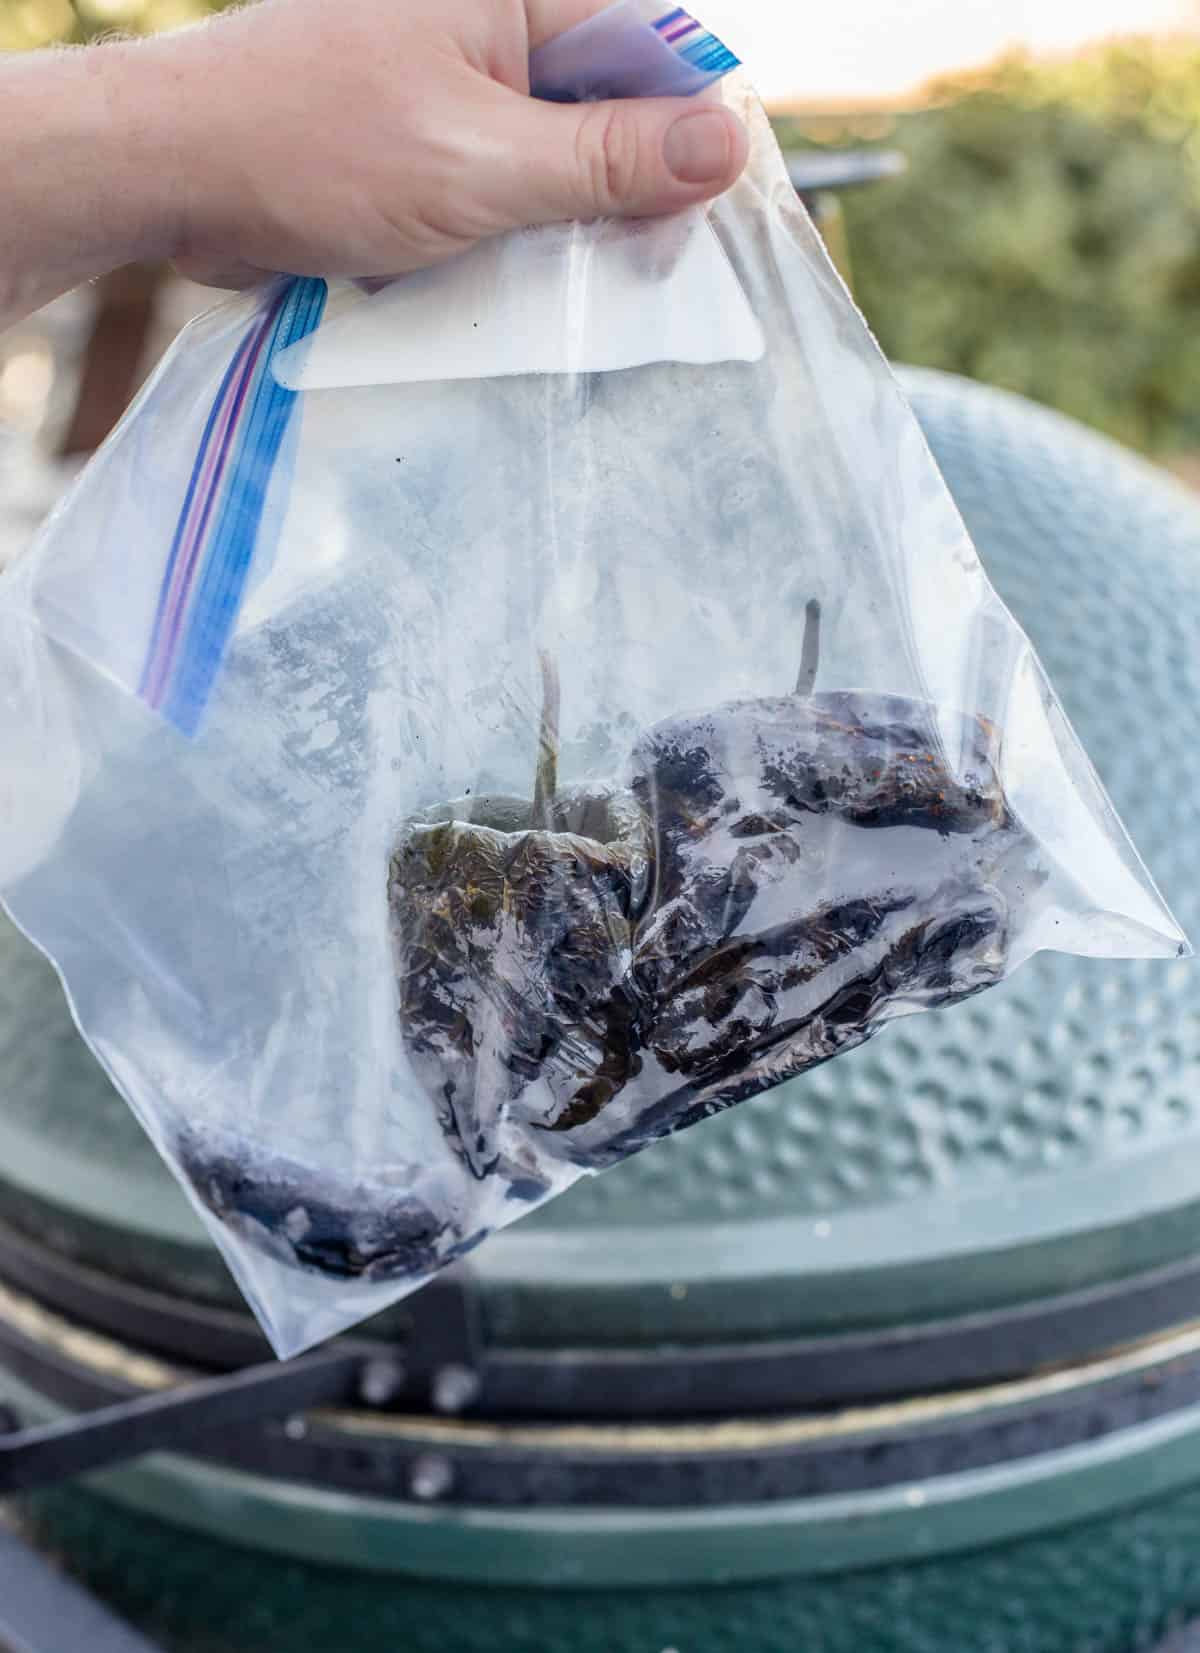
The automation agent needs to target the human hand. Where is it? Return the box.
[144,0,749,288]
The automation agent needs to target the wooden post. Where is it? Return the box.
[56,263,166,459]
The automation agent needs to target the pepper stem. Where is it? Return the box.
[795,599,822,695]
[532,650,560,829]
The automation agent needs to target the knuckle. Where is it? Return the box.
[577,104,642,210]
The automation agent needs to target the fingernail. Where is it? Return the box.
[664,109,732,186]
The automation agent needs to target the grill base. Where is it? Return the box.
[10,1476,1200,1653]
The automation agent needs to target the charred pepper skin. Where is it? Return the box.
[174,1125,470,1284]
[578,890,1010,1168]
[627,690,1010,1013]
[388,784,652,1180]
[179,686,1035,1285]
[394,690,1030,1176]
[540,691,1024,1166]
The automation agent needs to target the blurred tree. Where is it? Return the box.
[0,0,225,48]
[778,42,1200,455]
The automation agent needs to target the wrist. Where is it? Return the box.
[35,42,184,265]
[0,41,181,325]
[131,20,257,272]
[95,37,192,268]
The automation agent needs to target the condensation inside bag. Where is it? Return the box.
[0,65,1187,1353]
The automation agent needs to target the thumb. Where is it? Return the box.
[502,96,748,225]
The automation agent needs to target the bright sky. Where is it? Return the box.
[699,0,1200,106]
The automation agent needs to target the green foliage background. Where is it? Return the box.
[0,0,230,46]
[778,43,1200,456]
[3,5,1198,456]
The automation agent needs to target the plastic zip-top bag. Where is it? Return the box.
[0,4,1187,1356]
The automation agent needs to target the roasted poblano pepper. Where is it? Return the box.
[392,608,1034,1176]
[569,687,1023,1166]
[186,610,1036,1283]
[389,780,651,1185]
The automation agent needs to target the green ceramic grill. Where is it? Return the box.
[2,360,1200,1651]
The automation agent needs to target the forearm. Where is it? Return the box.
[0,42,181,329]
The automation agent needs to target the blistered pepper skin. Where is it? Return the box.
[175,1125,466,1284]
[388,785,652,1181]
[183,690,1035,1284]
[392,691,1032,1177]
[550,691,1024,1166]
